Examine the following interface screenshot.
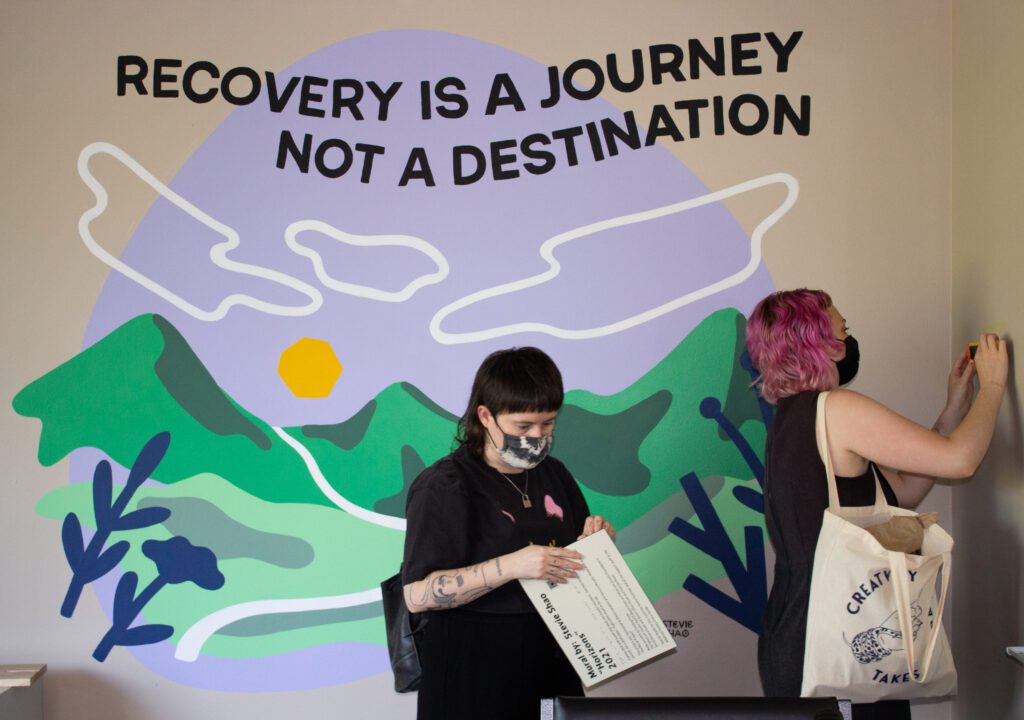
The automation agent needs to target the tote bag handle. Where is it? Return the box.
[814,392,889,513]
[889,549,952,684]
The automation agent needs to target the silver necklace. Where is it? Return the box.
[497,470,531,509]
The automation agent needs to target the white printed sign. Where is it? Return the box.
[520,530,677,687]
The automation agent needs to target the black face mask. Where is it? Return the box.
[835,335,860,385]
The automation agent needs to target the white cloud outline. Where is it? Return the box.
[428,172,799,345]
[78,141,324,322]
[284,220,449,302]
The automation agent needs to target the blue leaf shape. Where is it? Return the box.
[732,486,764,513]
[671,473,768,635]
[92,460,113,528]
[143,537,225,589]
[113,572,139,628]
[680,526,767,633]
[119,623,174,647]
[86,540,130,582]
[125,432,171,493]
[61,513,84,568]
[114,506,171,531]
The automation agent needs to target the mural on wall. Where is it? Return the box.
[12,30,807,691]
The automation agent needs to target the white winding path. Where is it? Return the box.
[269,427,407,531]
[174,588,383,662]
[173,427,403,662]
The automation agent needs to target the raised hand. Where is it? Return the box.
[579,514,616,542]
[974,334,1009,391]
[936,347,975,434]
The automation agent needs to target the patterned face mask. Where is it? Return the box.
[489,420,553,470]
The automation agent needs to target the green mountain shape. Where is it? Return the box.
[15,308,764,546]
[288,382,458,515]
[12,314,460,510]
[557,306,762,528]
[21,310,768,658]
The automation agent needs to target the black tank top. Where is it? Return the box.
[758,390,907,717]
[764,391,898,572]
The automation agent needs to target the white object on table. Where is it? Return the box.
[0,664,46,720]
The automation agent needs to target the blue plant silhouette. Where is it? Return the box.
[668,349,770,633]
[93,536,225,661]
[60,433,173,618]
[699,396,764,514]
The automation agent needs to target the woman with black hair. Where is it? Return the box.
[402,347,615,720]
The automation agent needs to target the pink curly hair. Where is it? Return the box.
[745,289,845,404]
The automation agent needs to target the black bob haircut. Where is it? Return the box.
[455,347,564,457]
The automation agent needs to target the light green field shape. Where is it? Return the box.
[37,473,404,658]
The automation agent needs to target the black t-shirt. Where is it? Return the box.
[402,447,591,614]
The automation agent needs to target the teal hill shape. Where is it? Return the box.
[137,497,314,569]
[555,390,671,496]
[399,381,460,423]
[562,307,758,529]
[218,604,382,637]
[719,311,763,441]
[374,445,427,517]
[302,400,377,451]
[153,315,270,450]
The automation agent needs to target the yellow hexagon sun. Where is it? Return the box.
[278,338,342,398]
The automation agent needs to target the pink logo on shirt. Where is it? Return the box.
[501,510,516,523]
[544,495,564,520]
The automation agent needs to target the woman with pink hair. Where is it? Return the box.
[746,289,1007,719]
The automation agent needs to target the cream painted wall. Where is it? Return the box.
[951,2,1024,718]
[1,2,956,718]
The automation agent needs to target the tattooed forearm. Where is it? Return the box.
[405,556,508,613]
[459,562,492,603]
[429,573,460,607]
[405,581,432,611]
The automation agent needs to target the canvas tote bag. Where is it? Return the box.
[800,392,957,703]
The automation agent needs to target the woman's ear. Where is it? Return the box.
[476,405,493,429]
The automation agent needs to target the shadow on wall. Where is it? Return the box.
[43,669,145,720]
[953,335,1024,716]
[1001,338,1023,490]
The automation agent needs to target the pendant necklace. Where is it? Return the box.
[497,470,531,509]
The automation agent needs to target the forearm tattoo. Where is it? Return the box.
[429,572,462,607]
[407,558,501,611]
